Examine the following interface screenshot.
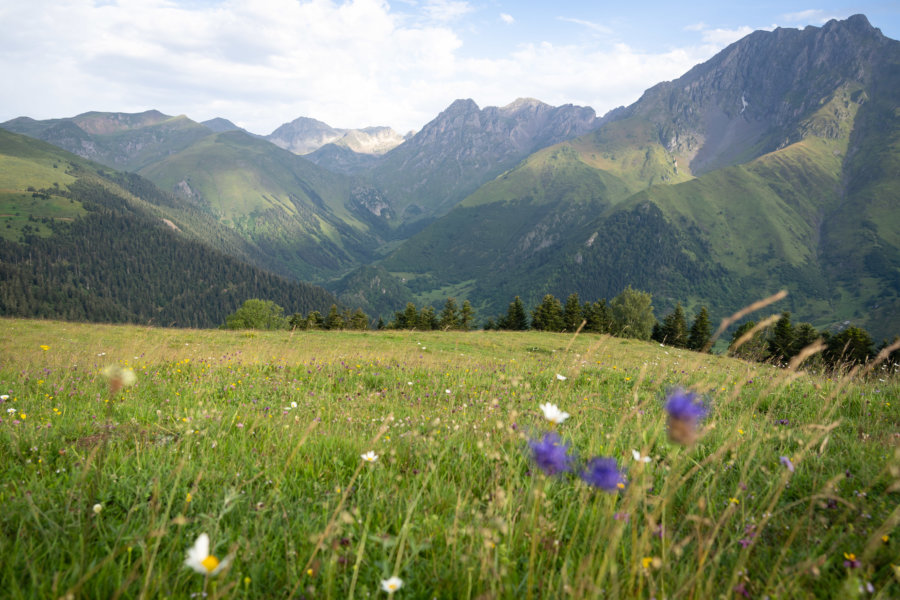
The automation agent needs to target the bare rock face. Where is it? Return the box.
[367,97,600,221]
[626,14,890,174]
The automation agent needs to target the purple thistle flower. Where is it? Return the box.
[664,388,708,445]
[580,457,626,492]
[528,432,573,476]
[664,388,708,421]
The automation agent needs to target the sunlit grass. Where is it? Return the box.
[0,318,897,598]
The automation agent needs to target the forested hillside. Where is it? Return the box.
[0,130,337,327]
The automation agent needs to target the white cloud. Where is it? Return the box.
[0,0,740,135]
[684,21,707,32]
[557,16,614,36]
[698,26,757,46]
[782,9,836,24]
[422,0,473,22]
[500,12,514,25]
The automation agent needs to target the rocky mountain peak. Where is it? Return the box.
[626,14,893,174]
[266,117,404,156]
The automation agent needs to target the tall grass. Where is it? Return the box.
[0,318,897,598]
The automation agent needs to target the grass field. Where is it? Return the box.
[0,318,898,599]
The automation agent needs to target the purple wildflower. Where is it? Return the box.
[580,457,626,492]
[664,388,707,445]
[664,388,708,421]
[779,456,795,472]
[528,432,573,476]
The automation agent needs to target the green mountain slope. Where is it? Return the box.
[137,131,380,280]
[0,129,337,326]
[370,16,900,340]
[2,110,213,172]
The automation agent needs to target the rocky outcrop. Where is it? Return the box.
[367,97,600,222]
[625,14,893,174]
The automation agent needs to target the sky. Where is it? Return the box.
[1,1,898,136]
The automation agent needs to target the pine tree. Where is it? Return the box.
[349,308,369,330]
[659,303,688,347]
[792,322,820,355]
[325,304,344,330]
[532,294,564,331]
[768,312,795,364]
[729,320,770,361]
[418,306,438,330]
[687,306,711,351]
[584,299,612,334]
[562,293,583,332]
[439,298,460,330]
[459,300,474,331]
[500,296,529,331]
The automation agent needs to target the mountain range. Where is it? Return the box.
[1,14,898,339]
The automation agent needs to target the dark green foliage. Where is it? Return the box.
[348,308,370,330]
[418,306,438,330]
[0,180,336,327]
[687,306,712,351]
[391,302,420,329]
[531,294,564,332]
[769,312,795,364]
[583,299,612,334]
[225,299,288,330]
[497,296,529,331]
[825,326,875,366]
[656,303,688,347]
[562,293,583,332]
[439,298,460,330]
[729,321,771,362]
[325,304,344,330]
[792,322,820,353]
[459,300,474,331]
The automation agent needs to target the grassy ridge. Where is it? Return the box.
[1,319,897,598]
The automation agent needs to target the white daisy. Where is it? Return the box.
[539,403,570,425]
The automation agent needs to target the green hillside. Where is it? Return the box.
[0,129,338,326]
[138,131,380,280]
[2,111,213,172]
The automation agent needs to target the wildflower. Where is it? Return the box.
[539,403,570,425]
[664,388,707,445]
[580,456,626,492]
[0,395,8,401]
[528,432,573,475]
[631,449,651,463]
[93,503,103,515]
[779,456,795,472]
[361,451,378,462]
[380,576,403,593]
[843,552,861,569]
[291,401,298,409]
[40,345,49,351]
[184,533,230,575]
[102,365,137,395]
[555,373,567,381]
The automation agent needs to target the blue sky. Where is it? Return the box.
[1,1,898,135]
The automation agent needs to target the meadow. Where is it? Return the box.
[0,318,897,599]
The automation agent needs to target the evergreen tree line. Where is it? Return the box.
[222,300,372,331]
[727,311,898,371]
[485,286,670,341]
[0,180,336,327]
